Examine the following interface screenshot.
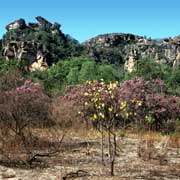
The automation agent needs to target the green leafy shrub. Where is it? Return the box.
[67,67,79,84]
[123,57,180,96]
[96,64,122,82]
[78,61,97,83]
[0,60,25,91]
[165,67,180,96]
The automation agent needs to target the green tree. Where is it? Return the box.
[166,67,180,96]
[67,67,79,84]
[135,57,171,80]
[97,64,120,82]
[78,61,97,83]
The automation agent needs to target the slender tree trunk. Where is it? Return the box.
[110,132,117,176]
[111,134,117,176]
[113,133,117,157]
[108,129,114,176]
[110,159,114,176]
[101,129,104,164]
[108,129,111,158]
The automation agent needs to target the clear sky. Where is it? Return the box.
[0,0,180,42]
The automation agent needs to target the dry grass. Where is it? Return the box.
[0,126,180,179]
[168,134,180,148]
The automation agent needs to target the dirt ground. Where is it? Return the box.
[0,129,180,180]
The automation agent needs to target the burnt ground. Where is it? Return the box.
[0,129,180,180]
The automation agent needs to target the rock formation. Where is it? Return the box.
[6,18,26,31]
[83,33,180,68]
[1,17,180,70]
[29,51,48,72]
[1,16,82,71]
[124,50,137,72]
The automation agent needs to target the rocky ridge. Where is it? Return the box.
[84,33,180,69]
[1,16,82,71]
[0,17,180,71]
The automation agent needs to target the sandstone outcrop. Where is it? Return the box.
[6,18,26,31]
[1,16,82,71]
[84,33,180,68]
[29,51,48,72]
[124,50,137,72]
[1,17,180,70]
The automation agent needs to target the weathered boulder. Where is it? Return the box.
[36,16,51,25]
[2,41,36,63]
[51,22,61,34]
[36,16,52,30]
[6,18,26,31]
[52,22,61,30]
[29,51,48,71]
[28,22,39,29]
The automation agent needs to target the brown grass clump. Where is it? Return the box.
[168,134,180,148]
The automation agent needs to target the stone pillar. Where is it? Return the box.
[124,50,137,73]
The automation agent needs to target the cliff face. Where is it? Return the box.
[1,16,83,71]
[83,33,180,68]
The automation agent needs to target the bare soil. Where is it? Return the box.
[0,129,180,180]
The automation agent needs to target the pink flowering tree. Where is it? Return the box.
[0,80,51,136]
[0,80,51,164]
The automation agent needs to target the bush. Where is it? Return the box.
[135,57,170,80]
[64,78,180,132]
[0,61,24,91]
[166,67,180,96]
[0,80,52,165]
[0,80,51,134]
[78,61,97,83]
[97,64,122,82]
[52,85,85,129]
[117,78,180,131]
[123,57,180,96]
[67,67,79,84]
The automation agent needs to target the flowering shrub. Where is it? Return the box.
[0,80,51,135]
[52,85,85,129]
[0,80,52,165]
[53,78,180,175]
[63,78,180,132]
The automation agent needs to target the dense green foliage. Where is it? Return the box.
[28,57,123,93]
[0,56,179,96]
[87,46,124,65]
[123,57,180,96]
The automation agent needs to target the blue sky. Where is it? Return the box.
[0,0,180,42]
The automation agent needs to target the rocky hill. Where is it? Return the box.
[83,33,180,69]
[0,16,83,71]
[0,17,180,71]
